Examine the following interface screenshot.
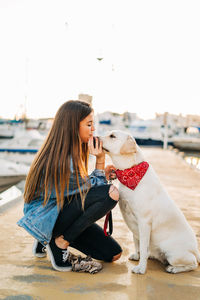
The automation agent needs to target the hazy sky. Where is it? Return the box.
[0,0,200,119]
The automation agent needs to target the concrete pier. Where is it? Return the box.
[0,147,200,300]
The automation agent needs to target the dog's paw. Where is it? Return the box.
[166,265,179,274]
[132,265,146,274]
[129,253,140,261]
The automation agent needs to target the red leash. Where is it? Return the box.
[104,211,113,236]
[103,163,149,236]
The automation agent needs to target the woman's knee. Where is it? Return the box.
[112,251,122,262]
[109,185,119,201]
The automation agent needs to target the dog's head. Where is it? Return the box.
[100,130,137,156]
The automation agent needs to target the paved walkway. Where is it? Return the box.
[0,148,200,300]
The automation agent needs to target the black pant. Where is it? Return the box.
[52,184,122,262]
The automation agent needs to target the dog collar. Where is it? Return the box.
[115,161,149,190]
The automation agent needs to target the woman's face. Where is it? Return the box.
[79,112,95,143]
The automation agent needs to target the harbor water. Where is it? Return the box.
[183,151,200,171]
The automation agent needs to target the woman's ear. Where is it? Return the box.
[120,136,137,155]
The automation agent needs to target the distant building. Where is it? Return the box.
[78,94,93,105]
[123,111,138,127]
[155,112,200,128]
[184,114,200,127]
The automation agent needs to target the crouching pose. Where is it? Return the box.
[18,100,122,271]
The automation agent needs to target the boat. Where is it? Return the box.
[128,120,174,146]
[0,119,24,139]
[0,124,14,139]
[0,158,29,193]
[172,126,200,151]
[172,137,200,151]
[0,129,45,153]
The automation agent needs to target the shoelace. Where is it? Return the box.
[42,247,46,253]
[62,249,69,262]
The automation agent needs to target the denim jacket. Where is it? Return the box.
[17,167,108,246]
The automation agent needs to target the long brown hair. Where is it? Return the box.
[24,100,93,209]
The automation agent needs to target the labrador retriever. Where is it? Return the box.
[100,130,200,274]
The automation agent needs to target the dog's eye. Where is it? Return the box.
[110,134,116,138]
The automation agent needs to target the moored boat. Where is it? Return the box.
[129,120,174,146]
[0,158,29,193]
[0,129,45,153]
[172,137,200,151]
[172,126,200,151]
[0,124,14,139]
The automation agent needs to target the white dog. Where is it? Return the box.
[101,130,200,274]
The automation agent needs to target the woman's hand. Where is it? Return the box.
[88,137,105,170]
[88,137,105,160]
[105,165,117,181]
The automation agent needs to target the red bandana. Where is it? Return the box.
[115,161,149,190]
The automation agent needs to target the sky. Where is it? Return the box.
[0,0,200,120]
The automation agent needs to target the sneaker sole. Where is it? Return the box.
[32,240,47,258]
[46,244,72,272]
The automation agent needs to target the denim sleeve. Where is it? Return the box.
[71,157,108,188]
[69,169,108,192]
[88,169,108,187]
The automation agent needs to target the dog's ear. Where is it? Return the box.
[120,135,137,155]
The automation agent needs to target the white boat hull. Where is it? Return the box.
[173,138,200,151]
[0,175,26,193]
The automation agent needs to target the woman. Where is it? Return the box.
[17,100,122,272]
